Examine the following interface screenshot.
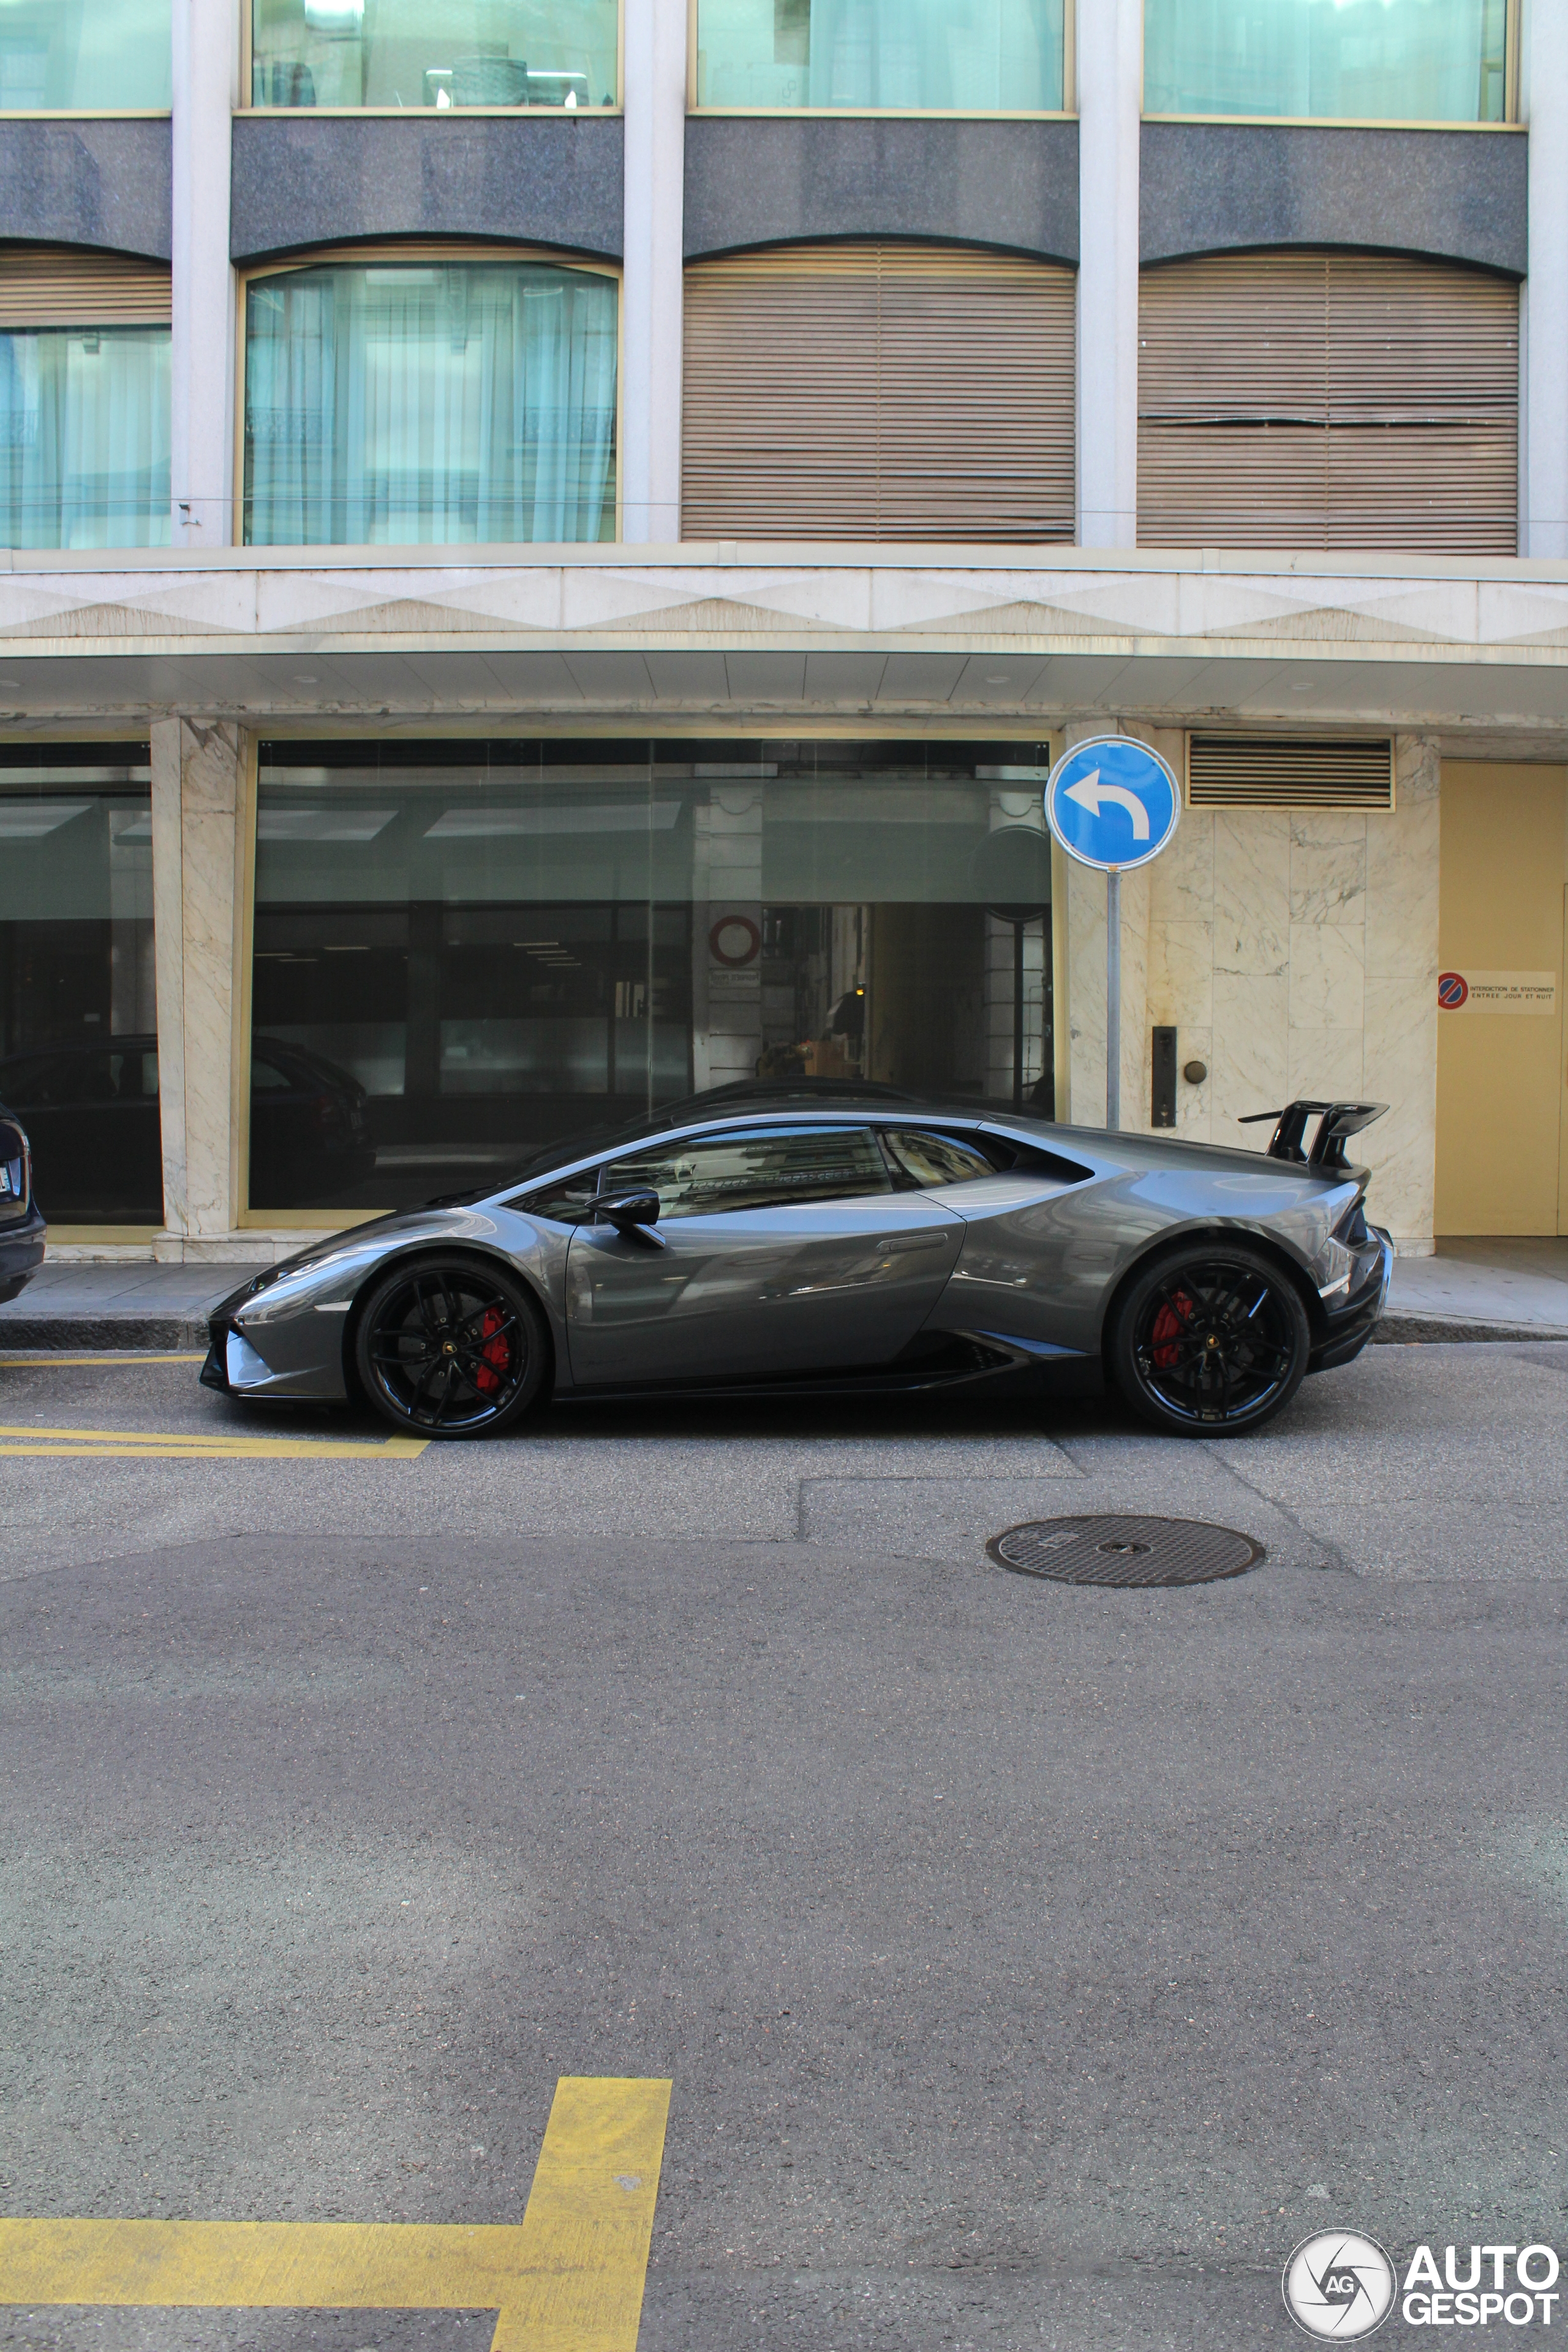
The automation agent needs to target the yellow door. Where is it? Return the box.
[1435,764,1568,1237]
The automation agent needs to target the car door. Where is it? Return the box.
[564,1122,965,1385]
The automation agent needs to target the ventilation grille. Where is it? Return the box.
[683,241,1076,544]
[0,246,171,328]
[1187,737,1394,810]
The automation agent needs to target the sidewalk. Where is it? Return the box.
[4,1239,1567,1352]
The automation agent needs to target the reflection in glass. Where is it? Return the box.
[695,0,1064,110]
[0,0,171,110]
[0,746,160,1224]
[249,741,1057,1212]
[249,0,619,108]
[1144,0,1508,121]
[243,259,617,547]
[0,329,171,549]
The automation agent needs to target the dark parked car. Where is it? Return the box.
[0,1036,372,1222]
[202,1083,1393,1442]
[0,1102,45,1304]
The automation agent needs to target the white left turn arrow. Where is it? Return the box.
[1064,769,1151,841]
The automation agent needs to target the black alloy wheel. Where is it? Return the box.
[354,1257,548,1438]
[1109,1245,1311,1436]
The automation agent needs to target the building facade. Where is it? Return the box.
[0,0,1565,1259]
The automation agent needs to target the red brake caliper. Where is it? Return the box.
[473,1305,511,1397]
[1150,1294,1194,1370]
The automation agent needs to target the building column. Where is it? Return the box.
[170,0,236,549]
[622,0,687,544]
[151,720,248,1256]
[1523,0,1568,556]
[1075,0,1141,549]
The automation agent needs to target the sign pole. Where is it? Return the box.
[1042,736,1180,1135]
[1106,866,1121,1130]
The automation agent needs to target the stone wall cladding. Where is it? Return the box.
[684,116,1079,264]
[230,113,624,263]
[1140,124,1526,277]
[0,120,172,262]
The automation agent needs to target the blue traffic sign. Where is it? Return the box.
[1044,736,1181,873]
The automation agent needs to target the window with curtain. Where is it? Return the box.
[1144,0,1509,121]
[0,330,170,548]
[0,0,171,109]
[694,0,1064,109]
[248,0,618,108]
[243,255,619,548]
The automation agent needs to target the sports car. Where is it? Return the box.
[0,1101,45,1306]
[201,1082,1392,1440]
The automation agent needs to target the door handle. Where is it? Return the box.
[875,1231,951,1253]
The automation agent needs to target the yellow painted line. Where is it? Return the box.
[0,2075,671,2352]
[0,1422,428,1460]
[0,1353,207,1366]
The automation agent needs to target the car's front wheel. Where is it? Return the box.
[1108,1245,1311,1436]
[354,1256,548,1438]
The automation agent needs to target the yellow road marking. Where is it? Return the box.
[0,1353,206,1366]
[0,1420,427,1461]
[0,2076,670,2352]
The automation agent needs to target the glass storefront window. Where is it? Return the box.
[1144,0,1509,121]
[249,739,1057,1213]
[0,328,171,549]
[0,745,160,1225]
[249,0,619,109]
[695,0,1064,109]
[242,258,617,547]
[0,0,171,110]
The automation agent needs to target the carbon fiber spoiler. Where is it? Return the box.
[1237,1099,1388,1171]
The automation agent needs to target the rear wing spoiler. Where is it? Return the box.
[1237,1099,1387,1172]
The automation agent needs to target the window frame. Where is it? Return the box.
[232,240,625,552]
[1139,0,1521,127]
[686,0,1075,117]
[240,0,625,115]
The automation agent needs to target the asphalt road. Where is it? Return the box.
[1,1341,1566,2349]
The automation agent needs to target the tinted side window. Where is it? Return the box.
[882,1129,998,1188]
[605,1126,893,1219]
[514,1174,601,1226]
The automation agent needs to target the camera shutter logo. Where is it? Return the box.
[1283,2231,1396,2340]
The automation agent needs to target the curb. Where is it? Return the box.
[1372,1314,1568,1346]
[0,1316,213,1352]
[1,1314,1566,1357]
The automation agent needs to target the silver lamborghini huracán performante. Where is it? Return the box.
[202,1086,1393,1441]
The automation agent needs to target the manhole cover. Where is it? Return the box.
[987,1514,1264,1588]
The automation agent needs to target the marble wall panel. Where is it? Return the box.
[1289,922,1366,1031]
[1363,977,1439,1243]
[1289,815,1367,927]
[153,720,244,1243]
[1215,812,1291,976]
[1212,973,1289,1134]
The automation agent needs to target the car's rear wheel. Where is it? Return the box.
[1108,1245,1311,1437]
[355,1256,547,1438]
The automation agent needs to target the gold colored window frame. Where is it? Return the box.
[1141,0,1521,127]
[686,0,1074,117]
[232,239,625,555]
[240,1,625,116]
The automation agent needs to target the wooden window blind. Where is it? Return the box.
[1187,736,1394,810]
[1139,251,1518,556]
[0,246,171,328]
[682,241,1076,543]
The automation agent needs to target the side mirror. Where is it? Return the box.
[598,1188,662,1232]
